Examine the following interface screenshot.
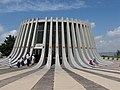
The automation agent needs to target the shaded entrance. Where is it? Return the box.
[33,49,42,63]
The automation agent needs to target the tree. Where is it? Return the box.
[116,50,120,56]
[0,35,16,56]
[114,50,120,58]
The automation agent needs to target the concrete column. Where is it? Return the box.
[85,25,95,58]
[11,20,28,63]
[10,22,25,59]
[85,25,101,64]
[12,19,31,64]
[55,17,61,69]
[10,22,23,58]
[45,17,53,69]
[80,23,91,61]
[89,26,102,61]
[71,19,88,67]
[88,26,101,61]
[22,19,34,58]
[83,23,94,60]
[61,17,72,69]
[30,18,39,55]
[34,17,49,69]
[75,20,91,67]
[66,18,80,68]
[88,25,112,65]
[1,22,24,63]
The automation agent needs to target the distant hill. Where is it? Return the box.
[99,52,115,56]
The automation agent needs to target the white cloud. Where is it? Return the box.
[95,36,120,52]
[0,0,12,4]
[9,30,17,35]
[1,30,17,38]
[91,22,95,28]
[0,24,17,44]
[94,26,120,52]
[96,39,120,52]
[0,0,22,4]
[107,26,120,37]
[0,0,87,13]
[94,35,102,41]
[0,24,4,33]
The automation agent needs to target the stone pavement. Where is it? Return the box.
[0,60,120,90]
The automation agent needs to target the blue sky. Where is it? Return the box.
[0,0,120,52]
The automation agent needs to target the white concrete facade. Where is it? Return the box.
[1,17,112,68]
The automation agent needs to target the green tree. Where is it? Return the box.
[0,35,16,56]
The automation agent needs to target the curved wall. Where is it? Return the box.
[7,17,111,68]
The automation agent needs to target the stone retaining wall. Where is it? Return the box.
[102,56,120,61]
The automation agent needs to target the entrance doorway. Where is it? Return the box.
[33,49,42,63]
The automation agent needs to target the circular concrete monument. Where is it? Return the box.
[3,17,112,68]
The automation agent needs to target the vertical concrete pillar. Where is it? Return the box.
[80,23,91,61]
[88,25,112,65]
[10,22,23,58]
[75,20,90,67]
[35,17,48,69]
[55,17,61,69]
[85,25,99,62]
[1,22,24,63]
[83,23,94,60]
[71,19,88,67]
[61,17,72,69]
[22,19,34,58]
[45,17,53,68]
[11,20,28,63]
[66,18,80,68]
[30,18,39,54]
[12,19,31,64]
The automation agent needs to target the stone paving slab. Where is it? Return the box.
[99,60,120,70]
[64,68,108,90]
[68,68,120,90]
[0,68,49,90]
[82,67,120,77]
[91,68,120,74]
[76,68,120,82]
[0,60,120,90]
[0,66,29,75]
[0,67,120,90]
[32,67,54,90]
[0,68,33,81]
[54,69,86,90]
[0,69,37,88]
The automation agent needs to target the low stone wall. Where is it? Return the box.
[102,56,120,61]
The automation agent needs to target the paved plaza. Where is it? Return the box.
[0,58,120,90]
